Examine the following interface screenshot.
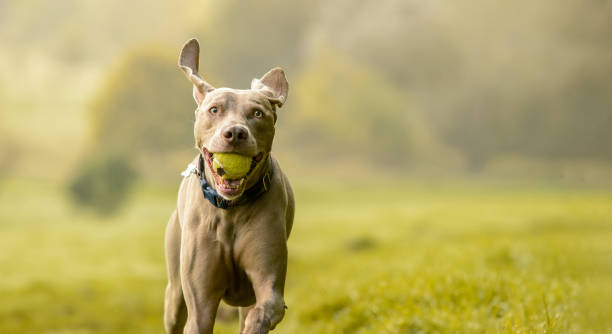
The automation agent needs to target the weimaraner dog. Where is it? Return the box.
[164,38,294,334]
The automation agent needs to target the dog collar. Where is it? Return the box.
[182,154,272,209]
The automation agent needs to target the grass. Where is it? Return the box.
[0,177,610,333]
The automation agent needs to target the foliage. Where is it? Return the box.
[3,0,612,179]
[88,45,195,158]
[67,45,200,214]
[517,59,612,161]
[285,49,454,170]
[193,0,319,87]
[68,154,136,215]
[306,0,612,168]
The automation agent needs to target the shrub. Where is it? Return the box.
[69,154,136,215]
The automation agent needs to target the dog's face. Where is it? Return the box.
[178,39,288,199]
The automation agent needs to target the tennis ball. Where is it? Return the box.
[212,153,252,179]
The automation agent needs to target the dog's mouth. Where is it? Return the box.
[202,148,266,199]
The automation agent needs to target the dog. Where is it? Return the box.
[163,38,294,334]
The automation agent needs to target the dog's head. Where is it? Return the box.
[178,38,288,199]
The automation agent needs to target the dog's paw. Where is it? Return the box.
[242,307,271,334]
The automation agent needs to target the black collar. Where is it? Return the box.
[195,154,272,209]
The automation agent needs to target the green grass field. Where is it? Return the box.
[1,177,610,333]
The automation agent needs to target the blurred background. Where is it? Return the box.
[1,0,611,333]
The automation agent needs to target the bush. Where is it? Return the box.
[69,154,136,215]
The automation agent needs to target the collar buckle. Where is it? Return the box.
[262,170,271,191]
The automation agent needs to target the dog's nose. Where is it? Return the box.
[222,126,248,143]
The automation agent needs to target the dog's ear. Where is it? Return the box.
[179,38,215,105]
[251,67,288,108]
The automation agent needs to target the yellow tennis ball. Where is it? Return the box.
[212,153,252,179]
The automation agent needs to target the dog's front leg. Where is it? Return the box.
[164,210,187,334]
[239,305,254,333]
[180,223,226,334]
[240,237,288,334]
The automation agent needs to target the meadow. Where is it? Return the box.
[1,177,610,333]
[2,1,611,333]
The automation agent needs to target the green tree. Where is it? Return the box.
[193,0,318,87]
[89,45,196,157]
[69,45,200,214]
[282,49,451,171]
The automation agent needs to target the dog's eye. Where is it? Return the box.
[209,107,218,114]
[253,109,263,118]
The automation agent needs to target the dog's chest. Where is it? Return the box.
[193,207,256,263]
[209,211,258,304]
[212,213,237,248]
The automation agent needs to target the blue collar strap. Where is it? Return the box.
[197,154,272,209]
